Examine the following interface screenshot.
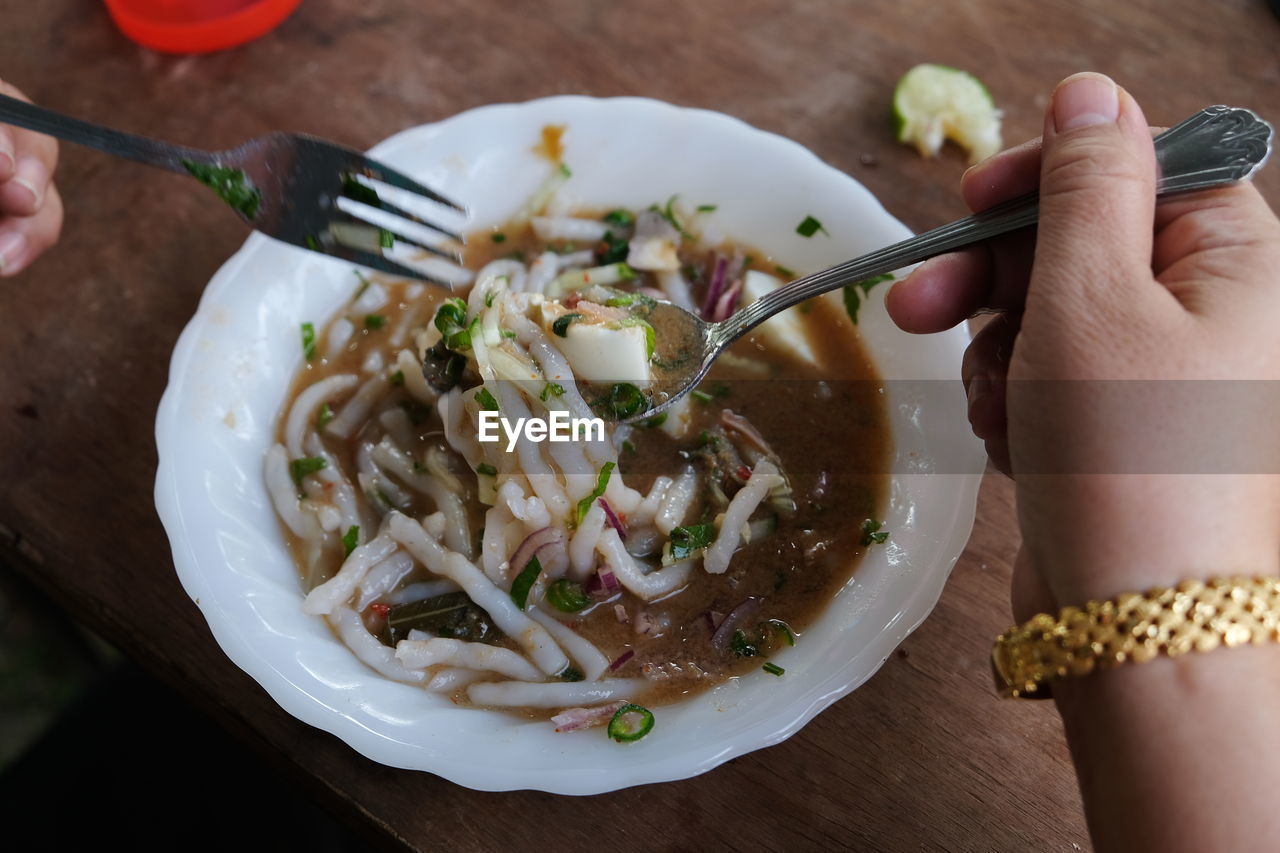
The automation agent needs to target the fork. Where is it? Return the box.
[0,93,466,284]
[629,105,1274,421]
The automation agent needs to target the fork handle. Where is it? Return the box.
[719,105,1273,345]
[0,93,216,174]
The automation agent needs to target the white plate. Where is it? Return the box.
[154,96,984,794]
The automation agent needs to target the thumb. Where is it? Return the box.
[1030,73,1158,310]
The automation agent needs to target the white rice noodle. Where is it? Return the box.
[531,216,610,243]
[704,460,782,575]
[351,281,389,315]
[426,667,488,693]
[656,467,698,535]
[656,268,697,313]
[603,477,643,516]
[439,388,483,466]
[304,433,370,535]
[378,407,416,451]
[467,679,643,708]
[326,371,388,440]
[285,374,358,458]
[395,637,542,680]
[568,503,606,581]
[395,348,436,405]
[555,249,596,269]
[265,444,321,540]
[328,605,425,684]
[469,260,526,312]
[528,609,610,681]
[387,512,569,675]
[356,442,413,510]
[361,348,385,375]
[373,438,471,557]
[634,476,673,526]
[481,499,515,583]
[526,251,559,294]
[326,317,355,361]
[598,527,691,600]
[303,534,397,615]
[387,578,460,605]
[354,550,416,611]
[478,385,571,519]
[498,479,551,531]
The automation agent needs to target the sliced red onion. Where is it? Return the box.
[598,497,628,538]
[702,610,725,633]
[509,526,565,576]
[635,611,657,636]
[711,596,763,653]
[585,567,621,599]
[609,649,635,671]
[700,254,728,319]
[552,700,628,732]
[711,277,743,322]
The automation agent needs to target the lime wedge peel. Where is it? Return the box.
[893,64,1003,165]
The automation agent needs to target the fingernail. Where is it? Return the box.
[0,231,27,276]
[1052,72,1119,132]
[11,156,45,208]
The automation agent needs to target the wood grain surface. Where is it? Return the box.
[2,1,1278,849]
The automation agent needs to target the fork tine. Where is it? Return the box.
[340,181,465,242]
[357,157,468,214]
[341,248,460,288]
[330,212,464,265]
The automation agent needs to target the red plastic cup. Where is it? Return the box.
[103,0,303,55]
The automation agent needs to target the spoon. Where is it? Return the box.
[625,105,1273,422]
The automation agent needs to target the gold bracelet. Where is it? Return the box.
[991,576,1280,699]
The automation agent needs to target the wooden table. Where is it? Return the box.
[3,1,1277,849]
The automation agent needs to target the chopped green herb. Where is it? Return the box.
[860,518,890,546]
[796,215,828,238]
[341,525,360,557]
[181,159,262,219]
[365,314,386,330]
[389,370,405,387]
[290,456,327,484]
[608,703,655,742]
[386,591,499,644]
[650,194,692,239]
[730,629,761,657]
[842,273,894,325]
[300,322,317,361]
[576,461,616,525]
[341,175,380,206]
[690,389,713,404]
[616,262,638,281]
[595,231,630,265]
[491,232,507,244]
[639,411,667,429]
[621,439,636,454]
[774,264,796,278]
[603,382,646,420]
[762,662,786,676]
[559,666,585,682]
[316,403,334,429]
[696,204,718,213]
[603,291,656,309]
[603,209,634,228]
[476,463,498,477]
[354,271,372,298]
[500,329,518,340]
[618,316,655,358]
[304,233,319,250]
[510,555,542,610]
[475,388,499,412]
[434,297,472,350]
[547,579,589,613]
[379,228,395,249]
[559,163,572,178]
[743,255,755,267]
[668,523,715,561]
[552,313,583,337]
[539,382,566,402]
[485,290,496,308]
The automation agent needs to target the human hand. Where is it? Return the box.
[886,72,1280,616]
[0,80,62,277]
